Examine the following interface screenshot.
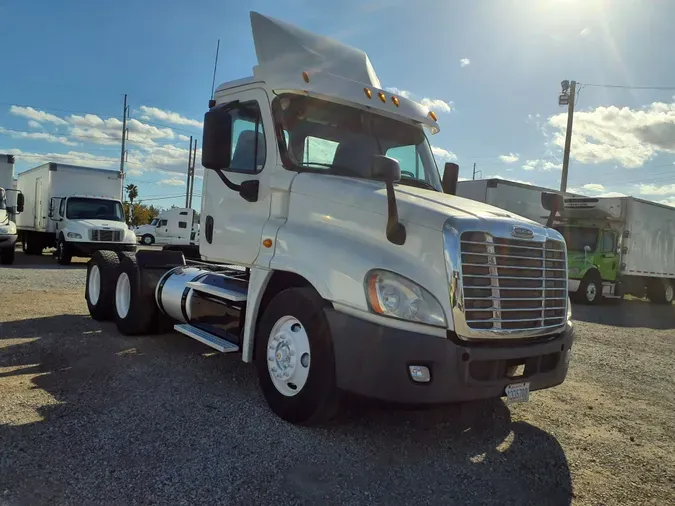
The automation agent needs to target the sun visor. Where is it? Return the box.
[250,11,381,88]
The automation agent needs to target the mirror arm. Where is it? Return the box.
[213,169,241,192]
[384,180,406,246]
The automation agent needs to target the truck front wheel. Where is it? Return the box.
[578,271,603,305]
[255,287,340,425]
[56,237,72,265]
[141,234,154,246]
[646,279,674,305]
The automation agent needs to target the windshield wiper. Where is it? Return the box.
[397,177,437,191]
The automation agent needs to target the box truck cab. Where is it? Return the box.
[134,208,197,246]
[16,163,137,265]
[84,12,574,425]
[0,187,25,265]
[555,197,675,304]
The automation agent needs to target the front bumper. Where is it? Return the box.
[327,309,574,405]
[68,241,137,256]
[0,234,18,249]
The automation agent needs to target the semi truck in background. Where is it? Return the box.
[82,12,574,425]
[0,154,24,265]
[457,178,581,225]
[134,207,198,246]
[554,196,675,305]
[16,163,137,265]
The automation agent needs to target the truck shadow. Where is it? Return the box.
[4,249,88,269]
[572,299,675,329]
[0,314,572,505]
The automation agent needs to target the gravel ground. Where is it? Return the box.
[1,251,674,505]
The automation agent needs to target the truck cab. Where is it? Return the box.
[84,11,574,424]
[135,208,197,246]
[48,195,136,265]
[0,187,24,265]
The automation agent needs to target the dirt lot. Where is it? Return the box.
[1,251,674,505]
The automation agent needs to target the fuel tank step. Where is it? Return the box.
[186,274,248,302]
[174,323,240,353]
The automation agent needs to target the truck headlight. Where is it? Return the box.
[0,226,10,234]
[67,232,82,239]
[365,270,446,327]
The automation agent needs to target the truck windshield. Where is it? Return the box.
[271,94,442,191]
[66,197,124,221]
[554,226,599,252]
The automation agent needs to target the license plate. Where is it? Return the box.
[505,382,530,404]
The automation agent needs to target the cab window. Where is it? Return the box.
[601,232,616,253]
[229,101,266,173]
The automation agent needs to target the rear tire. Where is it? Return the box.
[255,287,340,425]
[578,271,602,305]
[647,279,674,305]
[22,234,42,255]
[56,238,72,265]
[86,250,121,321]
[0,247,15,265]
[113,255,157,335]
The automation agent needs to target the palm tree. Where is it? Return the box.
[125,183,139,204]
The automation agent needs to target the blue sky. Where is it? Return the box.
[2,0,674,209]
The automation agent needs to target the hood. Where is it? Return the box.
[72,219,128,230]
[135,224,155,233]
[291,173,542,232]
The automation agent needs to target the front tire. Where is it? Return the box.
[578,271,602,305]
[56,238,72,265]
[86,251,121,321]
[141,234,154,246]
[255,287,340,425]
[113,255,157,335]
[0,247,15,265]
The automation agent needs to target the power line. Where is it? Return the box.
[581,83,675,91]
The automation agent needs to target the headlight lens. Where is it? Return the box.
[67,232,82,239]
[365,270,446,327]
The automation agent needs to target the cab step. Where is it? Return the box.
[186,273,248,302]
[174,323,240,353]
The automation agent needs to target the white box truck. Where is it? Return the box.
[457,178,581,225]
[16,163,137,264]
[554,196,675,304]
[83,12,574,425]
[0,154,25,265]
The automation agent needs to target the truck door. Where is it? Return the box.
[597,230,619,281]
[200,88,273,266]
[155,219,169,244]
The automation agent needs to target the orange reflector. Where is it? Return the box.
[378,91,386,103]
[364,87,372,99]
[392,96,400,107]
[263,238,273,248]
[428,110,438,122]
[302,71,310,83]
[367,274,384,314]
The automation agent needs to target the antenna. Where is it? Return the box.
[210,39,221,103]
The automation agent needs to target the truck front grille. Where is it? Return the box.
[90,229,122,242]
[460,232,567,332]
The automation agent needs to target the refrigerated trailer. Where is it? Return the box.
[555,196,675,304]
[16,163,137,264]
[84,11,574,425]
[457,178,581,225]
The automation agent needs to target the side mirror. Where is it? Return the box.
[442,163,459,195]
[201,105,234,170]
[584,245,591,253]
[370,155,401,183]
[542,191,564,228]
[16,193,24,213]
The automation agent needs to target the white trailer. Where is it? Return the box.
[457,178,581,225]
[556,196,675,304]
[16,163,137,264]
[84,12,574,425]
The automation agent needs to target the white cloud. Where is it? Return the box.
[27,120,41,129]
[579,28,591,37]
[581,183,605,192]
[459,58,471,67]
[499,153,519,163]
[156,177,186,187]
[522,159,562,171]
[138,106,202,129]
[597,191,627,198]
[5,148,118,169]
[177,134,191,142]
[125,168,144,177]
[638,183,675,196]
[547,100,675,168]
[385,87,412,99]
[10,106,68,125]
[420,97,452,113]
[431,145,457,162]
[0,127,78,146]
[659,196,675,207]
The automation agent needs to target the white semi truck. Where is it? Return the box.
[554,196,675,304]
[16,163,137,264]
[134,207,198,246]
[84,12,574,424]
[0,154,25,265]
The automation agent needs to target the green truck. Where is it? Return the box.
[554,196,675,305]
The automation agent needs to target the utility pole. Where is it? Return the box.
[188,140,197,208]
[185,136,193,207]
[559,80,576,192]
[472,162,477,180]
[120,94,129,177]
